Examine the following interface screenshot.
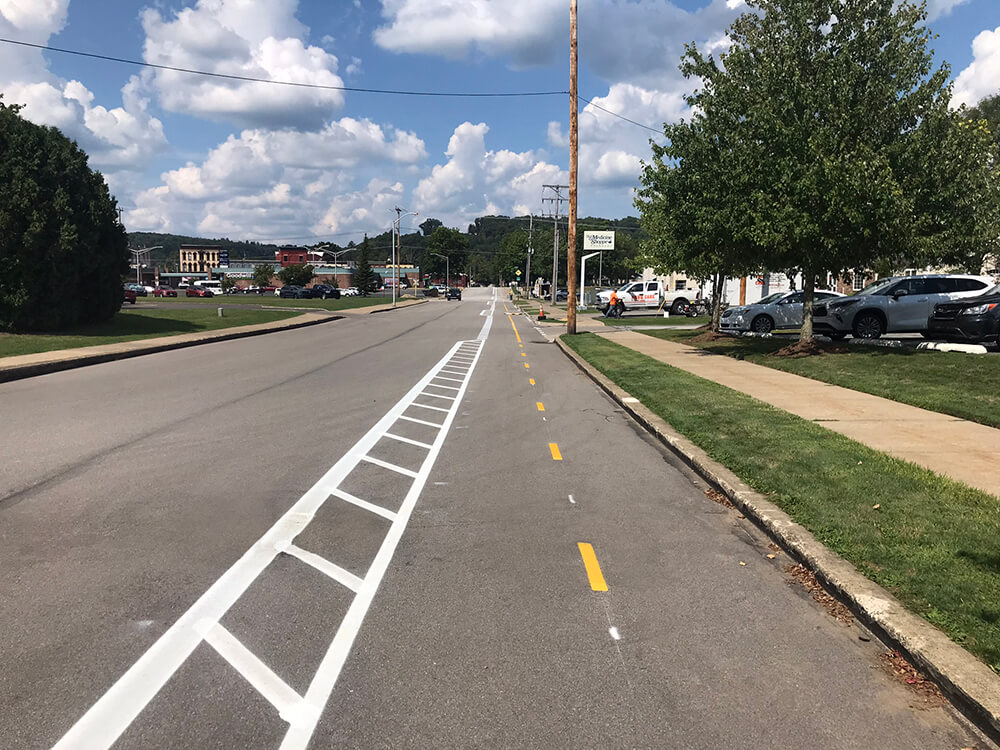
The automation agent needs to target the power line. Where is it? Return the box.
[577,95,662,133]
[0,38,567,98]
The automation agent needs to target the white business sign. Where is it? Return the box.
[584,231,615,250]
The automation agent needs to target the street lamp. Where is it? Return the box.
[391,208,418,307]
[431,252,449,289]
[130,245,161,284]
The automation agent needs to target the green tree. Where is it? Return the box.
[277,263,315,287]
[964,92,1000,150]
[495,229,531,283]
[0,98,128,331]
[641,0,1000,340]
[423,226,469,283]
[352,236,379,295]
[252,263,275,288]
[220,276,236,292]
[419,217,443,237]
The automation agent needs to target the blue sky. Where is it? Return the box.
[2,0,998,245]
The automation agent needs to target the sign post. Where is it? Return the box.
[583,232,614,308]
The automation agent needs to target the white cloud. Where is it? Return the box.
[0,1,166,181]
[952,26,1000,109]
[140,0,345,130]
[314,178,405,237]
[125,117,426,239]
[926,0,971,21]
[374,0,742,87]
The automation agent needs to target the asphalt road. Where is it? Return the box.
[0,288,991,749]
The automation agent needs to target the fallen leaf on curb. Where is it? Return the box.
[704,488,735,509]
[872,503,881,510]
[878,650,943,706]
[785,564,854,624]
[766,553,776,559]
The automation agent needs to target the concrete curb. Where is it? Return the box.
[556,335,1000,744]
[0,313,340,384]
[366,299,428,314]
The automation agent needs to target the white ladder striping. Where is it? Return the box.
[432,375,464,384]
[381,432,433,450]
[359,455,419,478]
[424,383,461,391]
[408,402,450,413]
[54,318,491,750]
[419,391,456,401]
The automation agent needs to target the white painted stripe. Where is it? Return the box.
[280,319,489,750]
[450,356,475,362]
[419,391,456,401]
[360,455,419,478]
[381,432,433,450]
[432,375,465,383]
[203,623,304,720]
[424,383,461,391]
[409,402,450,413]
[568,494,576,505]
[330,488,397,522]
[54,298,493,750]
[397,415,443,428]
[283,544,364,592]
[439,367,468,375]
[609,627,621,641]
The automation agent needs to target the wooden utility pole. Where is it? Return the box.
[566,0,579,334]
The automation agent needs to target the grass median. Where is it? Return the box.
[563,331,1000,674]
[645,328,1000,430]
[0,307,300,358]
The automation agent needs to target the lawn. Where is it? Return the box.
[645,329,1000,430]
[563,332,1000,674]
[598,314,711,327]
[0,308,300,358]
[154,294,391,311]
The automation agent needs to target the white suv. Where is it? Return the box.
[812,274,994,339]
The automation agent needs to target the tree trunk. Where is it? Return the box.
[710,272,726,331]
[799,272,815,342]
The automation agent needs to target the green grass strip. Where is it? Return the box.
[153,294,389,310]
[645,329,1000,429]
[0,308,299,358]
[563,332,1000,673]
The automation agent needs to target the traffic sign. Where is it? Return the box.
[516,270,522,276]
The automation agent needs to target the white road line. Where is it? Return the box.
[439,369,467,376]
[397,414,444,428]
[283,544,364,592]
[568,494,576,505]
[409,402,451,413]
[360,455,419,478]
[432,375,464,384]
[381,432,433,450]
[419,391,456,401]
[424,383,461,391]
[330,488,397,522]
[53,334,489,750]
[609,627,621,641]
[202,623,303,720]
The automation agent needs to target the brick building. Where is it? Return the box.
[179,245,222,273]
[276,246,308,267]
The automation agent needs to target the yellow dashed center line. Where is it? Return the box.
[521,352,526,357]
[524,363,530,369]
[529,378,535,386]
[549,442,562,460]
[509,315,522,344]
[577,543,609,591]
[536,402,545,412]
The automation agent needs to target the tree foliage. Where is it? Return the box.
[964,92,1000,151]
[637,0,1000,338]
[276,263,315,287]
[423,226,469,282]
[0,98,128,331]
[252,263,275,287]
[352,236,379,295]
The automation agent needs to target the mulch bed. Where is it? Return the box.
[772,339,849,358]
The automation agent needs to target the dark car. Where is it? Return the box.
[446,287,462,300]
[927,284,1000,345]
[153,286,177,297]
[123,288,137,305]
[311,284,341,300]
[186,287,214,297]
[278,285,315,299]
[555,288,569,302]
[125,283,147,297]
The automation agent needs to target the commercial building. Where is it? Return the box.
[179,245,223,274]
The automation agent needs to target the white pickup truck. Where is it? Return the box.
[596,280,699,316]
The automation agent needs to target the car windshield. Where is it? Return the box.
[756,293,786,305]
[855,277,896,296]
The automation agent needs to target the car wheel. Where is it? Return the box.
[751,315,775,334]
[827,332,847,341]
[852,312,885,339]
[670,298,688,315]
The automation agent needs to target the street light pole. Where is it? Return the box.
[431,252,449,289]
[393,207,417,306]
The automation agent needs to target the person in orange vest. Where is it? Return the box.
[605,289,620,318]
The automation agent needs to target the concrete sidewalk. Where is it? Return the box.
[597,330,1000,499]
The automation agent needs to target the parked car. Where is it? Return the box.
[434,284,448,294]
[340,287,359,297]
[446,287,462,300]
[812,275,994,339]
[926,283,1000,345]
[123,288,137,305]
[124,283,147,297]
[720,290,844,334]
[311,284,341,300]
[186,287,214,297]
[153,286,177,297]
[422,286,440,297]
[596,279,702,316]
[278,285,318,299]
[555,288,569,302]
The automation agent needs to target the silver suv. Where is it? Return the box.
[812,274,994,339]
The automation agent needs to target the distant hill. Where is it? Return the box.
[127,232,282,269]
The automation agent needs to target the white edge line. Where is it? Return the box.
[279,291,492,749]
[284,544,363,593]
[202,623,304,721]
[52,339,471,750]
